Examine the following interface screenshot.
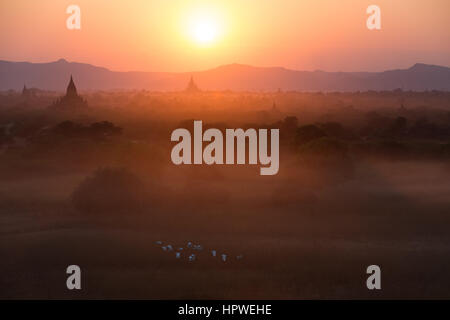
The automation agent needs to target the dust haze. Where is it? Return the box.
[1,88,450,298]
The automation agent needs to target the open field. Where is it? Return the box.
[1,91,450,299]
[1,159,450,299]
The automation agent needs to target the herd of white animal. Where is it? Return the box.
[155,241,244,262]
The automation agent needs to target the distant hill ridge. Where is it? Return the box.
[1,59,449,92]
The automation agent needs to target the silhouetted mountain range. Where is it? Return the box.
[1,59,449,92]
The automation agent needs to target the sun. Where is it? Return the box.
[191,19,217,44]
[185,7,224,46]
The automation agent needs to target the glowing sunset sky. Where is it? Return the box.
[1,0,449,72]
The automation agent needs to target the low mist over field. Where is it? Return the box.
[1,87,450,298]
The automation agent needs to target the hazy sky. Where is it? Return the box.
[1,0,449,72]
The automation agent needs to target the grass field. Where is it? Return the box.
[1,159,450,299]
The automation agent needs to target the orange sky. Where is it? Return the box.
[1,0,449,72]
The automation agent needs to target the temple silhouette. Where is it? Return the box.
[51,75,88,108]
[22,85,31,98]
[185,76,201,93]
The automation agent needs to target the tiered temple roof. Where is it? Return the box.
[51,75,87,108]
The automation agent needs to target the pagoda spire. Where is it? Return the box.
[50,74,88,109]
[185,75,200,93]
[22,84,29,97]
[66,75,78,97]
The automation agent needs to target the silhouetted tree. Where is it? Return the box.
[320,122,354,140]
[88,121,122,138]
[387,116,408,137]
[52,120,84,137]
[72,167,147,214]
[51,120,122,139]
[409,117,439,139]
[295,124,327,146]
